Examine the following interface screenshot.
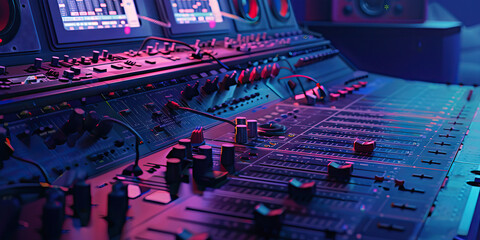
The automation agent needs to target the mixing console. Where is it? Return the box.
[1,0,479,239]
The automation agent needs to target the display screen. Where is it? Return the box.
[169,0,223,24]
[56,0,141,31]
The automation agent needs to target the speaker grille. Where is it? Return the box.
[0,0,20,45]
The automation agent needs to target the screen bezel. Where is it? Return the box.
[45,0,152,46]
[161,0,231,36]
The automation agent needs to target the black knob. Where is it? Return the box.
[84,111,100,132]
[42,189,66,240]
[107,182,128,237]
[181,81,200,100]
[166,158,182,196]
[220,143,235,173]
[166,144,187,161]
[254,204,284,236]
[288,178,316,201]
[201,77,219,95]
[219,72,238,91]
[327,162,353,181]
[90,117,113,138]
[192,155,211,184]
[0,197,21,240]
[64,108,85,134]
[178,139,193,158]
[73,180,92,226]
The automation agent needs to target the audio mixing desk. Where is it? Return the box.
[0,0,479,240]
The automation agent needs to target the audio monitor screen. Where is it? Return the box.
[168,0,223,24]
[56,0,141,31]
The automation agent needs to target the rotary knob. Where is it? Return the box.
[201,77,219,95]
[220,143,235,173]
[219,72,238,91]
[181,81,200,100]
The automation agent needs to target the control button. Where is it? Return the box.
[42,189,66,240]
[345,87,354,93]
[354,140,376,153]
[359,81,368,87]
[190,126,205,146]
[119,109,132,117]
[374,175,385,182]
[329,93,340,100]
[111,64,124,70]
[201,77,220,95]
[176,228,210,240]
[166,158,182,195]
[19,110,32,119]
[238,69,249,84]
[181,81,200,100]
[271,63,280,78]
[235,125,248,144]
[327,162,353,180]
[93,67,107,73]
[219,72,237,91]
[261,65,271,79]
[144,102,155,109]
[145,84,155,90]
[338,90,348,97]
[0,66,5,75]
[288,178,316,200]
[71,66,81,75]
[254,204,284,236]
[102,50,109,58]
[43,105,55,113]
[192,155,212,183]
[63,70,74,79]
[84,111,99,132]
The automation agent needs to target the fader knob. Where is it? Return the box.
[220,72,237,91]
[261,65,271,79]
[254,204,284,236]
[179,138,193,158]
[327,162,353,180]
[238,69,250,84]
[181,81,200,100]
[288,179,316,200]
[353,140,376,153]
[235,125,248,144]
[176,228,211,240]
[220,143,235,173]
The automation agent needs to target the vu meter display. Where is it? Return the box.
[170,0,223,24]
[56,0,141,31]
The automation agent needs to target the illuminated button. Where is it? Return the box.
[107,92,116,98]
[329,93,340,100]
[353,84,362,90]
[345,87,354,93]
[359,81,368,87]
[338,90,348,97]
[145,84,155,90]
